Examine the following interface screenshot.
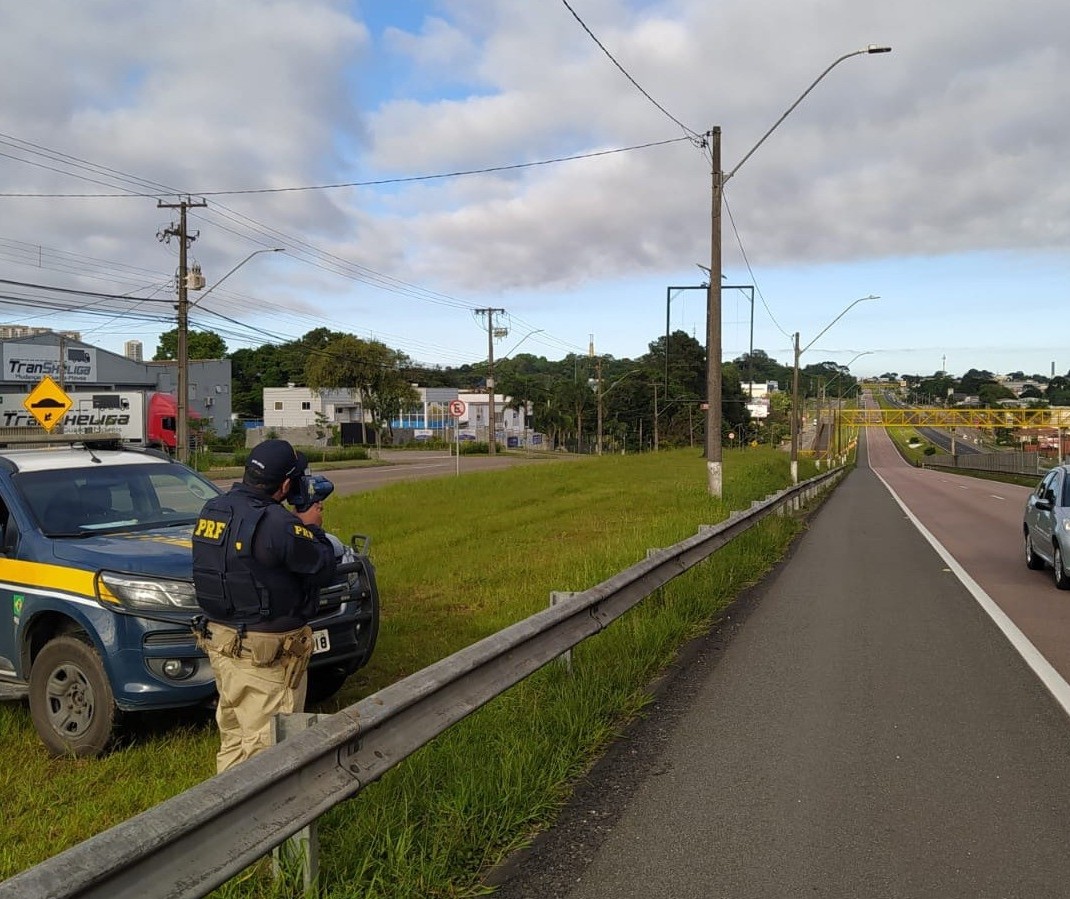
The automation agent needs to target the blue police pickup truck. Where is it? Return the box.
[0,440,378,757]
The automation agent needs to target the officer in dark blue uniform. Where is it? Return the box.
[192,438,337,772]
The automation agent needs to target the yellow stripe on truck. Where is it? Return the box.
[0,558,101,600]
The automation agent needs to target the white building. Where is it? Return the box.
[742,381,779,419]
[260,384,536,447]
[457,391,530,443]
[262,386,365,429]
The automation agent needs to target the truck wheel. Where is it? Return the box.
[29,636,117,757]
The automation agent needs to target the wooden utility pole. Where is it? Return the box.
[158,198,206,464]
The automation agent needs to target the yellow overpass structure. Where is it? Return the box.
[840,408,1070,429]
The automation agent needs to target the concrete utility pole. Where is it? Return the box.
[706,126,723,498]
[707,46,890,496]
[476,308,505,455]
[157,197,206,464]
[791,332,801,484]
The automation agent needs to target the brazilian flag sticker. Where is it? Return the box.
[13,595,23,617]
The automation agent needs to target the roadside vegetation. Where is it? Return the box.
[0,447,823,896]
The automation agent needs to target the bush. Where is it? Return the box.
[398,438,452,451]
[458,441,502,455]
[923,445,936,455]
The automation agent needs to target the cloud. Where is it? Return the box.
[0,0,1065,376]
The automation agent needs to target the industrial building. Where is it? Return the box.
[0,332,233,439]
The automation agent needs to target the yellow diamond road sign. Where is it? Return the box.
[23,376,73,432]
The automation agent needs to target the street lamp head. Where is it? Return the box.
[866,45,892,54]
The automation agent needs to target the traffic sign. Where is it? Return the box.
[448,400,466,417]
[23,376,73,432]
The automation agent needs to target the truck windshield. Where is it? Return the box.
[16,464,222,536]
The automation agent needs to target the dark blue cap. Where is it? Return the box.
[245,439,307,484]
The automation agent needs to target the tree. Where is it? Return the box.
[918,373,956,405]
[733,349,793,389]
[721,363,750,433]
[154,329,227,361]
[1046,377,1070,406]
[304,336,420,448]
[978,382,1015,406]
[959,368,996,395]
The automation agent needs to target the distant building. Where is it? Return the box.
[0,333,233,439]
[0,325,80,341]
[124,340,143,362]
[260,384,537,447]
[742,381,779,419]
[262,385,366,429]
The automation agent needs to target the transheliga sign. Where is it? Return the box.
[2,344,97,383]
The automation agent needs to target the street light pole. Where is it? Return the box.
[665,284,708,393]
[705,45,890,497]
[696,269,754,410]
[177,247,284,464]
[790,296,879,482]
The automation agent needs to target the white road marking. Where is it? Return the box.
[871,466,1070,720]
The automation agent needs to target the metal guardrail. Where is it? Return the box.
[0,467,845,899]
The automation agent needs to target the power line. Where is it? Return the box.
[0,130,666,364]
[0,137,693,198]
[722,192,790,340]
[559,0,702,142]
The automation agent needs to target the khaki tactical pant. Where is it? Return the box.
[196,622,314,774]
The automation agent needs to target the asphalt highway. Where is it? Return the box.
[492,425,1070,899]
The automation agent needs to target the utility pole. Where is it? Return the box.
[476,308,505,455]
[653,382,659,452]
[706,126,724,497]
[157,197,206,464]
[791,332,801,485]
[595,354,604,455]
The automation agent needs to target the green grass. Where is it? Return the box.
[1,448,823,896]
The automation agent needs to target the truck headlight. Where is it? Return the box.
[97,571,198,611]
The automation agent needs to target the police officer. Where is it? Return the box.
[192,438,337,773]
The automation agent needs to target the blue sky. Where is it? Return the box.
[0,0,1066,381]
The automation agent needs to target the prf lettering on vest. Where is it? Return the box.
[292,524,314,540]
[195,518,227,540]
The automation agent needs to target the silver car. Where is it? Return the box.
[1024,464,1070,589]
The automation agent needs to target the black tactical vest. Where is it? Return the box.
[192,490,271,623]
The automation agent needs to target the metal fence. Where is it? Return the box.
[921,450,1046,477]
[0,467,845,899]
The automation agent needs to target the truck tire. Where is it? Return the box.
[29,636,117,758]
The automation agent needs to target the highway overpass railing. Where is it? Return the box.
[0,467,846,899]
[840,408,1070,429]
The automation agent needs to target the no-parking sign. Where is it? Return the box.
[448,400,466,417]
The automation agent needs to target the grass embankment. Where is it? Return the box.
[873,393,931,465]
[0,448,822,897]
